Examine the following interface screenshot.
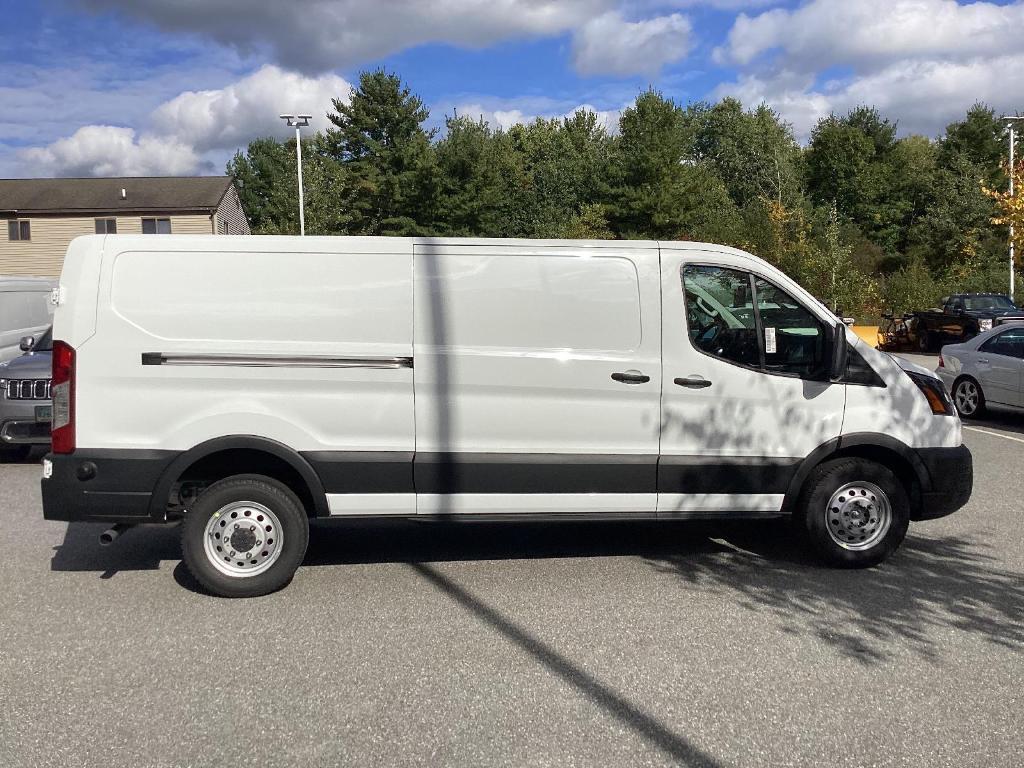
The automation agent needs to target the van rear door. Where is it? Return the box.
[413,242,662,515]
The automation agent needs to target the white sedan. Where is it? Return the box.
[937,324,1024,417]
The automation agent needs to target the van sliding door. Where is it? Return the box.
[413,243,662,515]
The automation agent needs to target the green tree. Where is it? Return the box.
[321,70,438,235]
[608,89,742,241]
[806,107,923,253]
[685,98,803,209]
[805,203,872,314]
[939,104,1006,185]
[433,115,509,236]
[909,152,1000,274]
[227,137,298,234]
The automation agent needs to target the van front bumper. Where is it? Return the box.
[41,450,178,523]
[913,444,973,520]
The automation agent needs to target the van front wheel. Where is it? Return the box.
[796,458,910,568]
[181,474,310,597]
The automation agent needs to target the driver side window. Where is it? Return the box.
[682,265,760,368]
[682,264,826,378]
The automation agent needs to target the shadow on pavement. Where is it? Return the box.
[52,517,1024,666]
[50,521,180,577]
[646,521,1024,664]
[411,560,723,767]
[962,407,1024,437]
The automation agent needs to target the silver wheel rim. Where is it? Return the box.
[825,481,891,551]
[203,501,283,578]
[955,381,978,415]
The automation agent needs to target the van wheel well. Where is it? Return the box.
[171,449,317,517]
[825,445,922,517]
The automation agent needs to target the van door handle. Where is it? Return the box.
[674,376,712,389]
[611,370,650,384]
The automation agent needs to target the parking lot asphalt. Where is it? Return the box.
[1,374,1022,766]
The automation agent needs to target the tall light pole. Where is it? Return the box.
[1003,116,1023,301]
[279,113,312,235]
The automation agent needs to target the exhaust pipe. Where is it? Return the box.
[99,523,131,547]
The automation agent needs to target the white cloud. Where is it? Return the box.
[80,0,619,73]
[719,0,1024,71]
[713,0,1024,139]
[151,65,350,152]
[16,66,351,176]
[451,98,628,132]
[20,126,200,177]
[716,54,1024,141]
[572,11,692,77]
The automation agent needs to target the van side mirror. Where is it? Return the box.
[829,323,848,382]
[19,335,35,352]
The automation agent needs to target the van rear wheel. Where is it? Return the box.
[796,458,909,568]
[181,474,309,597]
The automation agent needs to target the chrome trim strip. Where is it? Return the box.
[141,353,413,369]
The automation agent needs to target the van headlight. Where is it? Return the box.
[905,370,955,416]
[980,319,993,331]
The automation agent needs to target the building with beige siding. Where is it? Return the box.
[0,176,251,277]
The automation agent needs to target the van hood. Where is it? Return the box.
[887,352,938,379]
[0,351,52,379]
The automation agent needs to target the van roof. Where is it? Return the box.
[73,233,752,253]
[70,233,774,273]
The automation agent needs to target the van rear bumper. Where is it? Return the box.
[913,444,973,520]
[41,450,178,523]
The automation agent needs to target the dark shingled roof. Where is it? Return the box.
[0,176,233,214]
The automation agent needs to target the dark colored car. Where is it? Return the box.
[912,293,1024,352]
[0,326,52,462]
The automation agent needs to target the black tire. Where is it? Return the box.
[181,474,309,598]
[795,458,910,568]
[0,445,32,463]
[952,376,986,418]
[917,330,933,353]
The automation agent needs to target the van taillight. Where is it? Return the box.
[51,340,75,454]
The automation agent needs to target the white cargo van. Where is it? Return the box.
[0,276,55,362]
[42,235,972,597]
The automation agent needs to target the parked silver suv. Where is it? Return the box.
[0,327,52,462]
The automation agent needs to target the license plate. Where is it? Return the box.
[35,405,52,423]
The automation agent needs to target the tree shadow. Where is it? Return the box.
[646,520,1024,665]
[962,406,1024,437]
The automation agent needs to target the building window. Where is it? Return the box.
[218,220,228,235]
[141,218,172,234]
[95,218,117,234]
[7,220,30,241]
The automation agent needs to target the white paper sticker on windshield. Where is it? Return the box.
[765,327,777,354]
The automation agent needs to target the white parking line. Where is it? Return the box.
[963,426,1024,444]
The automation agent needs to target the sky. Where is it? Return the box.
[1,0,1022,178]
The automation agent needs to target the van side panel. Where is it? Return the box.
[79,237,415,470]
[413,242,662,513]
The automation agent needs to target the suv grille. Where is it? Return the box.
[4,379,52,400]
